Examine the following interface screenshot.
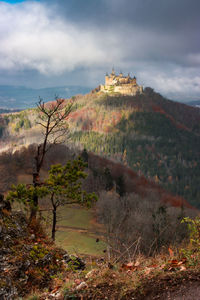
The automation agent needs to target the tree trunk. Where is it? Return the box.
[52,205,57,241]
[29,171,39,224]
[29,202,37,224]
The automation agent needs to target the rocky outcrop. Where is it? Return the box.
[0,207,66,299]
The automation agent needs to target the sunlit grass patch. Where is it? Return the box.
[55,230,106,256]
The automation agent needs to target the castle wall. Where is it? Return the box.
[105,77,114,86]
[102,72,143,96]
[100,84,143,95]
[114,84,142,95]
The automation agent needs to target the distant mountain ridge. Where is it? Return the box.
[185,99,200,107]
[0,85,91,109]
[0,108,21,114]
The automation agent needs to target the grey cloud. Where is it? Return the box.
[0,0,199,101]
[49,0,200,68]
[51,0,200,34]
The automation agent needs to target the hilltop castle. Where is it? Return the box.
[100,69,143,96]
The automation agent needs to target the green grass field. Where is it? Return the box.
[15,178,107,256]
[58,206,93,229]
[44,204,107,256]
[17,175,106,256]
[56,230,106,256]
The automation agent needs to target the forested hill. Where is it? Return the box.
[67,88,200,207]
[1,87,200,207]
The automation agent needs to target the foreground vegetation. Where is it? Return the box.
[1,147,199,299]
[1,202,200,299]
[0,207,66,298]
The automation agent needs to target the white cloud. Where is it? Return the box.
[138,68,200,100]
[0,2,117,74]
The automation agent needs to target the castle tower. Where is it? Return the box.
[105,72,109,85]
[111,68,115,76]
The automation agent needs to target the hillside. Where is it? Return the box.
[68,88,200,208]
[1,89,200,299]
[0,88,200,208]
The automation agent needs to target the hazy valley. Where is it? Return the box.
[0,85,91,110]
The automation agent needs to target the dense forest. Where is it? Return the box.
[68,89,200,208]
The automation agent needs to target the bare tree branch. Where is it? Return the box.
[30,97,74,222]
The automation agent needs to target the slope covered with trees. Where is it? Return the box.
[1,88,200,207]
[67,89,200,208]
[1,90,200,299]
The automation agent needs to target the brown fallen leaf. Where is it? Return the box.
[134,260,140,267]
[179,265,186,271]
[144,267,152,275]
[160,264,166,269]
[148,264,158,268]
[169,259,179,266]
[51,286,61,294]
[168,247,174,257]
[121,262,136,271]
[4,269,9,273]
[126,262,134,267]
[74,279,81,285]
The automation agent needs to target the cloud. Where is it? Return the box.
[2,1,199,76]
[0,2,119,74]
[138,68,200,101]
[0,0,200,101]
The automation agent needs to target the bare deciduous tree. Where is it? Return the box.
[30,97,74,222]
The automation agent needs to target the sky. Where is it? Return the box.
[0,0,200,101]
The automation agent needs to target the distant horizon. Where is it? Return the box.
[0,84,91,110]
[0,81,200,102]
[0,83,200,111]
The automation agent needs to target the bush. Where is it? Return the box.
[97,191,195,258]
[182,216,200,248]
[15,119,24,131]
[15,116,31,132]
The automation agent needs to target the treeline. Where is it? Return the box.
[4,110,32,132]
[70,103,200,208]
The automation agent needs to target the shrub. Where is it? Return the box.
[180,216,200,265]
[97,191,195,258]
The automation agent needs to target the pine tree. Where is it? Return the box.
[116,175,125,197]
[104,167,114,191]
